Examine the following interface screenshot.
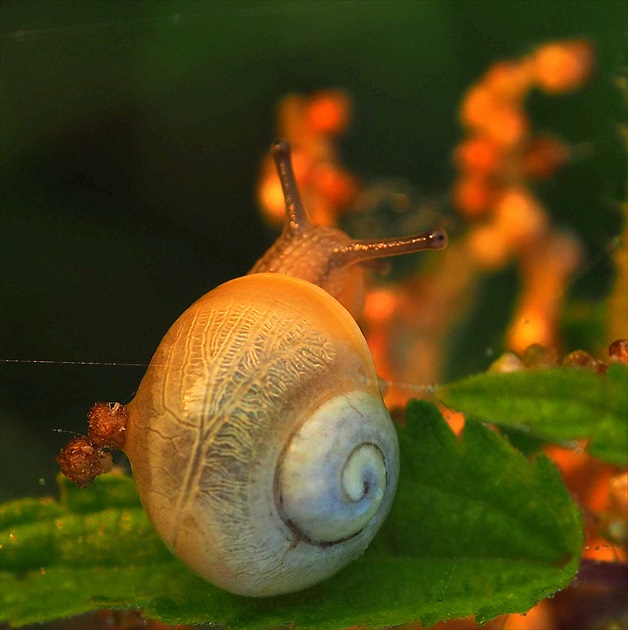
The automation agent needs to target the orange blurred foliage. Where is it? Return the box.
[453,39,591,355]
[533,40,594,94]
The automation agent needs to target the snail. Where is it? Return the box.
[57,140,448,597]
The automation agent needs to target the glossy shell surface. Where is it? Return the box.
[124,273,399,596]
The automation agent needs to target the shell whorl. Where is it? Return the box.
[278,391,395,545]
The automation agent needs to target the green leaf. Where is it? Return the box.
[498,425,549,457]
[437,364,628,466]
[1,402,583,629]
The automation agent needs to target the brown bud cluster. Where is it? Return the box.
[490,339,628,374]
[56,401,128,487]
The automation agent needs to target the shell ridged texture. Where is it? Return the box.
[124,274,397,596]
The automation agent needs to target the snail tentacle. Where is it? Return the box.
[332,227,449,266]
[272,139,311,234]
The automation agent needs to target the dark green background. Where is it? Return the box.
[1,0,626,500]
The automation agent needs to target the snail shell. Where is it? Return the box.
[124,273,398,596]
[57,140,447,597]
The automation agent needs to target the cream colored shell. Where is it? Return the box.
[123,273,399,596]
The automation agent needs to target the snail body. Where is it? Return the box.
[58,141,447,596]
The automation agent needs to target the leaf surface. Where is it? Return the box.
[437,364,628,465]
[0,402,583,629]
